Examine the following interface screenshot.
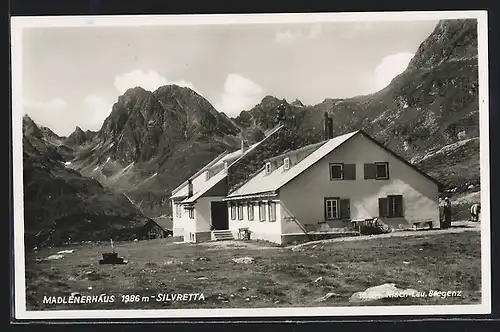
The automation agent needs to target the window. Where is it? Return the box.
[265,162,272,175]
[364,162,389,180]
[329,163,356,180]
[268,201,277,222]
[375,162,389,179]
[259,202,267,221]
[324,198,338,219]
[230,204,236,220]
[324,198,351,220]
[329,163,343,180]
[247,203,254,221]
[379,195,403,218]
[237,203,244,220]
[283,157,290,170]
[188,207,194,219]
[205,170,210,181]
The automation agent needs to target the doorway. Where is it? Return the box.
[211,201,229,230]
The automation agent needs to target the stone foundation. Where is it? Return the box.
[195,231,212,242]
[281,231,359,245]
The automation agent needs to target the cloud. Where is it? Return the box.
[22,95,115,135]
[374,52,414,91]
[338,22,375,39]
[275,24,323,43]
[83,94,114,131]
[23,97,73,135]
[113,69,196,94]
[23,97,68,113]
[214,74,264,116]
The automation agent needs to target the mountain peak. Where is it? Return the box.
[291,99,304,107]
[154,84,194,93]
[260,95,282,104]
[407,18,478,71]
[23,115,43,139]
[123,86,150,95]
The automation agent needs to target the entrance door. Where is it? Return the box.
[211,201,229,230]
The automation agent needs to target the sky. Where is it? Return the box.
[21,19,439,136]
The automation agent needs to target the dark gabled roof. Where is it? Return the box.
[149,216,173,231]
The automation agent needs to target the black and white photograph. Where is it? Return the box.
[11,11,490,320]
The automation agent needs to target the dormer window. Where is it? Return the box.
[283,157,290,170]
[265,162,272,175]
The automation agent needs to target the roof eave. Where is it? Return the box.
[223,191,278,201]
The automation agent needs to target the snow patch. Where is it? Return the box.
[452,191,480,206]
[123,162,134,171]
[418,137,479,163]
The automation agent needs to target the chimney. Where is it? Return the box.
[277,103,286,125]
[240,139,245,153]
[323,112,334,140]
[328,117,334,139]
[187,179,193,197]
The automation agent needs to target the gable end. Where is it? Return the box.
[358,131,443,189]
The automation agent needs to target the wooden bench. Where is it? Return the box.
[237,227,251,240]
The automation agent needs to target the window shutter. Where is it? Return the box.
[339,199,351,219]
[378,197,389,217]
[323,199,329,220]
[364,163,376,179]
[395,195,403,217]
[344,164,356,180]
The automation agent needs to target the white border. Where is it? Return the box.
[11,10,490,320]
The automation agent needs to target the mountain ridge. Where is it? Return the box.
[22,18,480,231]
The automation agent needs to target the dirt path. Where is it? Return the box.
[198,240,280,250]
[289,221,481,250]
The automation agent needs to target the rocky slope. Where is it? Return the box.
[23,115,150,249]
[66,85,242,217]
[64,126,97,147]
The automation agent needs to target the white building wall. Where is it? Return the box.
[171,200,197,241]
[279,134,440,232]
[228,200,282,244]
[195,196,225,232]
